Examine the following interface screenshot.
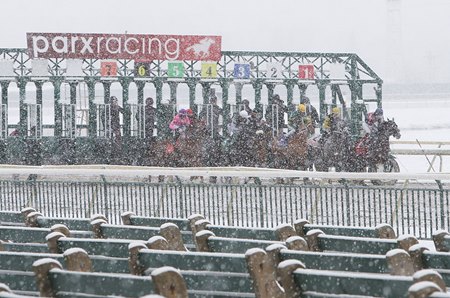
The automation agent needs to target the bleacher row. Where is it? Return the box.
[0,208,450,297]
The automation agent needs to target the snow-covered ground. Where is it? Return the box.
[384,97,450,173]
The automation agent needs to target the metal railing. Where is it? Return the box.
[0,179,447,239]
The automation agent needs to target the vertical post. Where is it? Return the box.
[349,81,362,137]
[186,78,198,114]
[136,81,145,105]
[52,78,62,137]
[18,78,28,136]
[69,82,77,106]
[69,82,78,138]
[200,82,212,104]
[331,84,337,106]
[285,79,295,108]
[102,81,111,104]
[85,78,97,137]
[0,81,10,140]
[35,81,43,138]
[1,82,9,107]
[318,82,327,130]
[265,82,275,106]
[219,79,231,139]
[235,82,244,104]
[252,80,263,113]
[376,82,382,108]
[168,81,178,104]
[298,83,308,103]
[120,78,131,137]
[153,78,164,134]
[35,81,43,106]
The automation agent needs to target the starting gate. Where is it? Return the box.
[0,34,383,163]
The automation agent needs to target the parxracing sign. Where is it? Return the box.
[26,33,222,61]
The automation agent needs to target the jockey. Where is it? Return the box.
[320,107,347,146]
[169,109,191,139]
[301,97,320,127]
[231,110,256,166]
[322,107,343,133]
[362,108,384,135]
[288,104,313,136]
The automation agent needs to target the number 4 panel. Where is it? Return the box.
[201,62,217,78]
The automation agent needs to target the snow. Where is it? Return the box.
[397,234,417,241]
[0,165,447,181]
[32,257,62,268]
[286,236,304,244]
[50,224,68,230]
[416,241,435,252]
[278,259,305,269]
[432,230,449,237]
[194,219,211,227]
[321,234,397,243]
[413,269,442,280]
[63,247,88,257]
[128,241,148,250]
[90,218,107,226]
[375,223,393,229]
[275,223,292,230]
[244,247,265,257]
[284,250,386,260]
[385,248,407,258]
[408,281,441,293]
[151,266,180,276]
[195,230,215,238]
[266,243,288,252]
[160,223,179,230]
[305,229,325,236]
[187,214,204,220]
[120,211,135,217]
[45,231,66,241]
[26,211,42,218]
[147,236,167,244]
[294,268,412,281]
[20,207,35,213]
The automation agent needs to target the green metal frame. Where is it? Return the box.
[0,48,383,162]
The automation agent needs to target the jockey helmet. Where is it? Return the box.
[332,107,341,115]
[239,110,250,119]
[186,108,193,115]
[297,104,306,113]
[374,108,383,116]
[179,109,187,115]
[301,96,310,104]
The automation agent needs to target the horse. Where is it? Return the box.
[173,120,208,168]
[319,123,354,172]
[366,118,401,165]
[362,119,401,184]
[271,126,309,171]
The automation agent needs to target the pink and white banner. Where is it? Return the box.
[27,33,222,61]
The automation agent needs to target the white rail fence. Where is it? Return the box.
[390,140,450,173]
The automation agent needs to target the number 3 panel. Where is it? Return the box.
[233,63,250,79]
